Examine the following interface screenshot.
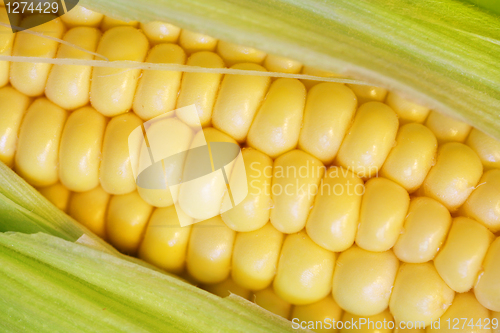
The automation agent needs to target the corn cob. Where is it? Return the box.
[1,4,500,331]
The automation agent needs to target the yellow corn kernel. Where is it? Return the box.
[336,102,398,179]
[254,287,291,319]
[178,128,237,220]
[355,177,410,252]
[212,63,270,142]
[300,66,338,89]
[347,84,388,104]
[421,142,483,211]
[10,15,66,97]
[380,123,437,192]
[100,113,143,195]
[38,182,71,213]
[106,191,153,255]
[140,21,181,44]
[221,148,272,232]
[466,128,500,170]
[68,186,110,239]
[340,309,394,333]
[462,169,500,233]
[264,54,302,74]
[90,27,149,117]
[138,206,192,274]
[274,232,335,305]
[425,111,472,143]
[186,217,236,284]
[231,222,284,290]
[389,262,455,326]
[291,295,342,333]
[61,5,104,28]
[385,92,430,124]
[434,217,494,293]
[298,83,357,164]
[332,246,399,316]
[15,98,66,187]
[426,292,491,333]
[474,237,500,311]
[45,27,101,110]
[270,150,324,234]
[59,106,106,192]
[137,117,194,207]
[179,30,218,54]
[393,197,452,263]
[306,167,364,252]
[175,52,224,127]
[132,44,185,120]
[202,278,251,300]
[396,327,425,333]
[0,10,19,87]
[216,41,266,66]
[0,86,30,167]
[247,78,306,158]
[100,16,139,31]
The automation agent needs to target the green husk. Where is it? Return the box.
[81,0,500,140]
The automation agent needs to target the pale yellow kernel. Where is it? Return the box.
[356,177,410,252]
[0,10,19,87]
[179,30,218,54]
[380,123,437,192]
[176,52,225,128]
[426,292,492,333]
[466,128,500,170]
[462,169,500,233]
[396,328,425,333]
[132,44,186,120]
[347,84,388,104]
[393,197,452,263]
[178,128,238,220]
[140,21,181,44]
[298,83,357,164]
[422,142,483,211]
[10,15,66,96]
[425,111,472,144]
[100,16,139,31]
[274,232,335,305]
[434,217,494,293]
[59,107,106,192]
[291,295,342,333]
[100,113,143,195]
[340,309,394,333]
[91,27,149,117]
[68,186,110,239]
[306,167,363,252]
[15,98,66,187]
[45,27,101,110]
[247,78,306,158]
[263,54,302,74]
[138,206,192,274]
[332,246,399,316]
[106,191,153,255]
[0,86,31,167]
[38,183,71,213]
[217,40,267,66]
[300,66,338,89]
[336,102,399,179]
[186,217,236,284]
[61,5,104,27]
[202,278,251,300]
[254,287,291,319]
[270,150,324,234]
[385,92,430,124]
[389,262,455,326]
[221,148,272,232]
[474,237,500,311]
[231,222,284,291]
[212,63,270,142]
